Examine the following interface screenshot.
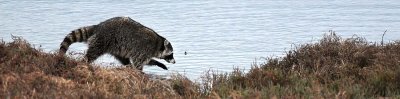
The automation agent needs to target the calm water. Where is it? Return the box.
[1,0,400,80]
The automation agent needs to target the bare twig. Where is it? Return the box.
[381,30,387,45]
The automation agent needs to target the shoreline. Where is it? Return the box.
[1,33,400,98]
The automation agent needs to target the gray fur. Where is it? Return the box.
[59,16,175,70]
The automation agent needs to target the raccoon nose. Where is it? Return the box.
[169,59,176,64]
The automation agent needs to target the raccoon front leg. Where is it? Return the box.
[116,55,167,70]
[148,59,168,70]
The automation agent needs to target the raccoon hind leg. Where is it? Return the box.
[115,55,130,65]
[85,45,106,63]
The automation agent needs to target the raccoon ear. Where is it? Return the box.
[164,40,169,46]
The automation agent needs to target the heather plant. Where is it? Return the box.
[1,32,400,98]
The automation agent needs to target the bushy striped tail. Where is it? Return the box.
[59,25,95,54]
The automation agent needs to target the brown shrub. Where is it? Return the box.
[0,37,182,98]
[205,32,400,98]
[2,32,400,98]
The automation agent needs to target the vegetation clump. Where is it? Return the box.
[0,37,185,98]
[201,33,400,98]
[1,32,400,98]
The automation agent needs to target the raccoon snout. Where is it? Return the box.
[167,59,176,64]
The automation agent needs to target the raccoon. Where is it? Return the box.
[59,16,175,70]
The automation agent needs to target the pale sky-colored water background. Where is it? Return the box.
[1,0,399,81]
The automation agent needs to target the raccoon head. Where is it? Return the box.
[159,39,175,64]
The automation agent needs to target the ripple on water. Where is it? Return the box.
[1,0,400,80]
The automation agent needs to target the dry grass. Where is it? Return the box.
[0,37,185,98]
[1,32,400,98]
[201,32,400,98]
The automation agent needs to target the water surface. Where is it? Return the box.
[1,0,400,80]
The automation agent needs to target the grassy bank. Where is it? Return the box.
[198,33,400,98]
[0,37,188,98]
[1,33,400,98]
